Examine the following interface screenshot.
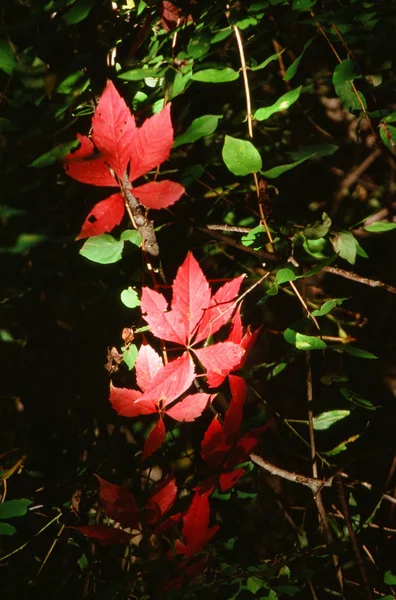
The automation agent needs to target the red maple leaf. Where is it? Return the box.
[175,490,219,559]
[200,375,269,492]
[62,80,184,239]
[72,474,178,545]
[110,343,214,458]
[141,252,246,387]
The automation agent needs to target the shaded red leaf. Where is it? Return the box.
[96,476,140,529]
[143,418,166,460]
[193,342,245,388]
[226,424,270,469]
[223,375,246,446]
[201,416,227,467]
[76,193,125,239]
[71,524,132,545]
[109,383,157,417]
[91,80,136,179]
[154,511,183,535]
[133,180,184,210]
[129,103,174,182]
[135,343,163,392]
[175,491,219,558]
[138,352,195,407]
[166,393,212,422]
[62,134,117,187]
[219,468,246,492]
[194,275,245,343]
[146,474,177,525]
[161,1,182,32]
[141,287,187,345]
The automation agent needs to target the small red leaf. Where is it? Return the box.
[143,418,166,460]
[138,352,195,407]
[109,384,157,417]
[223,375,246,446]
[77,193,125,239]
[193,342,245,388]
[201,416,227,467]
[194,275,245,343]
[227,306,244,345]
[175,491,219,558]
[141,287,187,345]
[135,343,163,392]
[219,468,246,492]
[71,524,132,545]
[129,104,174,182]
[133,180,184,210]
[227,308,261,369]
[92,80,136,179]
[62,134,117,187]
[226,424,270,469]
[96,476,140,529]
[146,474,177,525]
[166,393,212,422]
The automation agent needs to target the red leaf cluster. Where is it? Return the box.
[62,80,184,239]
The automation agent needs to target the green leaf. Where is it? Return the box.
[311,298,347,317]
[262,154,315,178]
[284,39,314,81]
[364,222,396,233]
[241,224,266,248]
[192,68,239,83]
[267,267,297,296]
[173,115,222,148]
[292,0,316,10]
[56,71,86,94]
[121,287,140,309]
[123,344,138,370]
[247,576,268,594]
[331,231,357,264]
[30,139,80,168]
[323,434,359,456]
[118,68,165,81]
[284,329,327,350]
[222,136,262,176]
[187,27,211,59]
[79,235,124,264]
[333,59,366,113]
[0,522,17,535]
[379,123,396,153]
[63,0,96,25]
[289,144,338,161]
[313,410,350,431]
[301,255,337,277]
[251,50,285,71]
[120,230,142,246]
[181,164,205,187]
[254,86,302,121]
[340,387,376,410]
[384,571,396,585]
[332,345,378,359]
[0,38,16,75]
[0,498,32,519]
[304,212,332,240]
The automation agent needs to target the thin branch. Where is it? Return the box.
[323,266,396,295]
[250,453,332,493]
[233,25,253,138]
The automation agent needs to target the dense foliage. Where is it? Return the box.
[2,1,396,598]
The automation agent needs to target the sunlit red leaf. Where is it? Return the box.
[193,342,245,388]
[166,393,212,422]
[62,134,117,187]
[129,104,174,182]
[223,375,246,446]
[143,417,166,460]
[146,474,177,525]
[138,352,195,406]
[133,180,184,210]
[194,275,245,343]
[135,343,163,392]
[141,287,187,345]
[96,476,139,529]
[227,307,261,369]
[109,383,157,417]
[91,80,136,179]
[76,193,125,239]
[201,416,227,467]
[71,524,132,545]
[175,491,219,558]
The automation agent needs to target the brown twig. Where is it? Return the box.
[250,453,332,493]
[335,476,374,600]
[323,266,396,295]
